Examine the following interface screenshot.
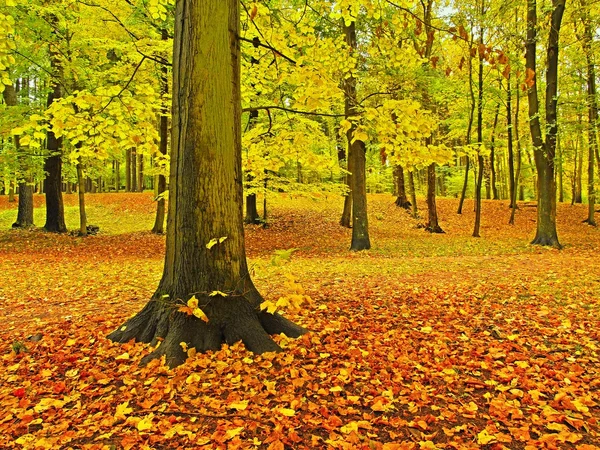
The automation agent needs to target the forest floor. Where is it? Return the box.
[0,192,599,450]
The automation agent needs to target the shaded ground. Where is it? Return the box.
[0,193,599,449]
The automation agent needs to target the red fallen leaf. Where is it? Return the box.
[53,381,66,394]
[13,388,26,398]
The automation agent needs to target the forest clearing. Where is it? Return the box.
[1,193,600,449]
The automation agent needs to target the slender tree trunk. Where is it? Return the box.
[244,110,261,225]
[473,22,485,238]
[138,153,144,192]
[583,18,596,225]
[108,0,305,368]
[76,158,87,236]
[125,149,131,192]
[490,103,500,200]
[576,120,583,203]
[153,29,170,234]
[131,148,137,192]
[525,0,565,247]
[458,40,476,215]
[115,160,120,192]
[394,165,411,209]
[344,21,370,250]
[408,170,418,218]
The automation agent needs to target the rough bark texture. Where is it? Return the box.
[394,165,411,209]
[108,0,306,368]
[344,21,370,250]
[426,163,443,233]
[525,0,564,248]
[43,39,67,233]
[152,31,169,235]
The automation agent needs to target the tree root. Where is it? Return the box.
[425,224,445,234]
[530,235,562,249]
[108,295,308,368]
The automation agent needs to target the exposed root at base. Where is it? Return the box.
[108,296,308,368]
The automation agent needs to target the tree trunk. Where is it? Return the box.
[153,29,169,235]
[125,149,131,192]
[490,103,500,200]
[76,158,87,236]
[394,165,411,209]
[108,0,305,368]
[3,83,34,228]
[426,163,443,233]
[43,27,67,233]
[525,0,565,248]
[138,153,144,192]
[131,148,137,192]
[583,17,597,225]
[473,23,484,238]
[115,160,120,192]
[507,73,516,209]
[344,21,370,250]
[408,170,418,218]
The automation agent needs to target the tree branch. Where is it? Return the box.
[243,105,344,117]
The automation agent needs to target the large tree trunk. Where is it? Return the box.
[394,165,411,209]
[43,40,67,233]
[344,21,370,250]
[340,150,352,227]
[152,29,169,235]
[525,0,565,248]
[108,0,305,368]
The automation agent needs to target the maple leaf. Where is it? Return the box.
[477,429,497,445]
[137,413,154,432]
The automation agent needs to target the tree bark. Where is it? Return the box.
[394,165,411,209]
[426,163,443,232]
[125,149,131,192]
[43,48,67,232]
[490,103,500,200]
[582,17,596,225]
[131,148,137,192]
[525,0,565,248]
[76,157,87,236]
[473,22,484,238]
[108,0,305,368]
[507,73,516,210]
[408,170,418,218]
[344,21,370,250]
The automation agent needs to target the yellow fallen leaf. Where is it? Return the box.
[477,429,497,445]
[229,400,249,411]
[193,307,209,322]
[420,326,433,334]
[278,408,295,416]
[137,414,154,432]
[224,426,244,441]
[115,401,133,421]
